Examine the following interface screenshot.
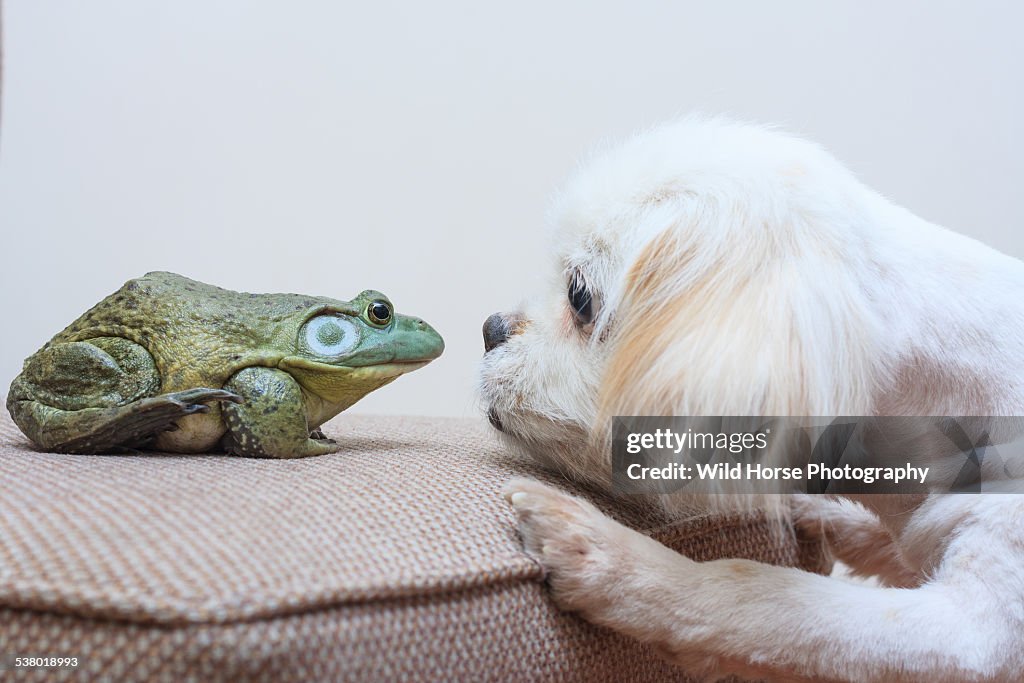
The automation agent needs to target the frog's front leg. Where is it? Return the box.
[221,367,340,458]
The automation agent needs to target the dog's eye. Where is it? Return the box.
[568,272,594,325]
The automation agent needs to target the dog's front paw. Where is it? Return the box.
[503,479,733,678]
[503,478,637,618]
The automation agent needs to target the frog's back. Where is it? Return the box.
[49,272,323,391]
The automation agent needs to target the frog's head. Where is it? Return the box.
[279,290,444,408]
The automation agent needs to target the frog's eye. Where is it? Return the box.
[304,315,359,357]
[367,300,392,326]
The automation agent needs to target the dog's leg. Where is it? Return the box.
[506,479,1020,682]
[790,494,920,587]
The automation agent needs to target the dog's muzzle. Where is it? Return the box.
[482,312,525,433]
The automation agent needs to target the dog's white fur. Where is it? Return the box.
[479,117,1024,681]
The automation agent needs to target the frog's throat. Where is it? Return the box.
[278,356,430,405]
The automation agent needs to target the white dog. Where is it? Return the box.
[479,117,1024,682]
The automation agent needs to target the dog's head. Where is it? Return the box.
[479,117,887,487]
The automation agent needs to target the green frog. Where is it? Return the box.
[7,272,444,457]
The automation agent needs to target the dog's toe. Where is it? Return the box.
[506,479,590,556]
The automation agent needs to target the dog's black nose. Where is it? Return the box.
[483,313,510,352]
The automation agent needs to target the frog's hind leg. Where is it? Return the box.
[221,367,340,458]
[6,338,240,453]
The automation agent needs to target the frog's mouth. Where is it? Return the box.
[279,357,433,375]
[278,356,433,406]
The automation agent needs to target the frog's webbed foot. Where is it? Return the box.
[7,337,243,454]
[89,388,242,453]
[221,367,341,458]
[8,387,242,454]
[308,428,339,449]
[166,388,244,412]
[309,428,339,449]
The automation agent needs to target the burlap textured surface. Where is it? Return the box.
[0,409,826,682]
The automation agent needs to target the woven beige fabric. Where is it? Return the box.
[0,409,826,682]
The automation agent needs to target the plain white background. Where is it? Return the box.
[1,1,1021,417]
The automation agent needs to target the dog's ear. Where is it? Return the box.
[596,226,881,424]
